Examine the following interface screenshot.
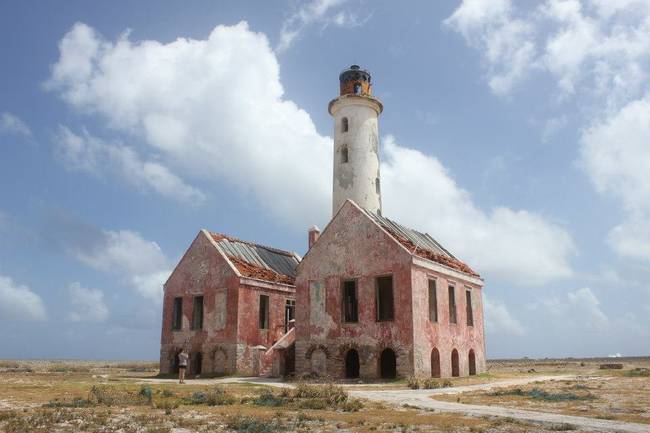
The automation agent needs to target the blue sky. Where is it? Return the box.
[1,0,649,360]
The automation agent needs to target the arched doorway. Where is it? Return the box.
[192,352,203,376]
[468,349,476,376]
[213,349,227,375]
[379,348,397,379]
[451,349,460,377]
[283,344,296,376]
[345,349,360,378]
[171,350,180,374]
[310,348,327,374]
[430,348,441,378]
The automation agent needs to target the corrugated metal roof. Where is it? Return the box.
[364,210,456,259]
[210,233,299,279]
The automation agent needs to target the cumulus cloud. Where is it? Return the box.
[530,287,608,329]
[46,21,576,286]
[483,295,526,336]
[443,0,537,95]
[55,125,205,204]
[382,136,575,285]
[277,0,368,52]
[445,0,650,101]
[67,282,109,322]
[0,275,47,321]
[0,112,32,137]
[47,21,331,226]
[71,229,172,301]
[446,1,650,266]
[580,96,650,261]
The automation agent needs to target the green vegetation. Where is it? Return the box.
[407,376,454,389]
[625,368,650,377]
[488,387,596,402]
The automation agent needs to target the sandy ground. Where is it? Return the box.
[141,374,650,433]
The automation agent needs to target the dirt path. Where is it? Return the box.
[348,376,649,433]
[141,375,649,432]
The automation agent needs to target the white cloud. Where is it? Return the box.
[47,21,331,226]
[447,1,650,266]
[580,96,650,261]
[55,125,205,204]
[443,0,537,95]
[72,229,171,301]
[67,282,108,322]
[382,136,575,285]
[277,0,367,52]
[0,112,32,137]
[483,295,526,336]
[531,287,608,329]
[445,0,650,100]
[47,21,576,286]
[0,275,47,321]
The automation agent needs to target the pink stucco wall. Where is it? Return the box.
[295,201,485,379]
[159,231,295,376]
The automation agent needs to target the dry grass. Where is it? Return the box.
[0,359,593,433]
[435,362,650,425]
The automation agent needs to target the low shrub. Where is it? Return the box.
[277,383,361,412]
[489,387,596,401]
[407,376,421,389]
[226,414,284,433]
[625,368,650,377]
[88,385,150,406]
[441,380,453,388]
[252,390,286,407]
[155,399,179,415]
[139,386,154,404]
[45,397,91,408]
[184,386,235,406]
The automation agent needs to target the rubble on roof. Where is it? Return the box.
[387,227,480,277]
[363,210,480,278]
[209,232,298,285]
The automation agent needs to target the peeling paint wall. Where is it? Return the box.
[159,231,295,376]
[295,201,486,379]
[295,201,414,379]
[410,265,486,378]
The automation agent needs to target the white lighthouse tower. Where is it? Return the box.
[329,65,383,216]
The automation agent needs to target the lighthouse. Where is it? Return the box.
[329,65,383,216]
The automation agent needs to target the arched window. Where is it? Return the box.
[375,178,380,194]
[341,117,349,133]
[341,145,349,163]
[354,82,362,95]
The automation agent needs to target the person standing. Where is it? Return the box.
[178,348,189,384]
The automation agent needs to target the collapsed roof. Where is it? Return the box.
[210,232,300,285]
[363,209,480,278]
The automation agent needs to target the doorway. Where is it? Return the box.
[192,352,203,376]
[345,349,360,378]
[379,348,397,379]
[468,349,476,376]
[431,348,441,378]
[451,349,459,377]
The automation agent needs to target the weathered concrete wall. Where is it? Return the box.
[235,280,295,375]
[295,201,414,379]
[411,265,486,378]
[160,231,240,375]
[160,231,295,376]
[330,95,382,216]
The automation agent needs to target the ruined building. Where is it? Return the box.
[159,65,486,379]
